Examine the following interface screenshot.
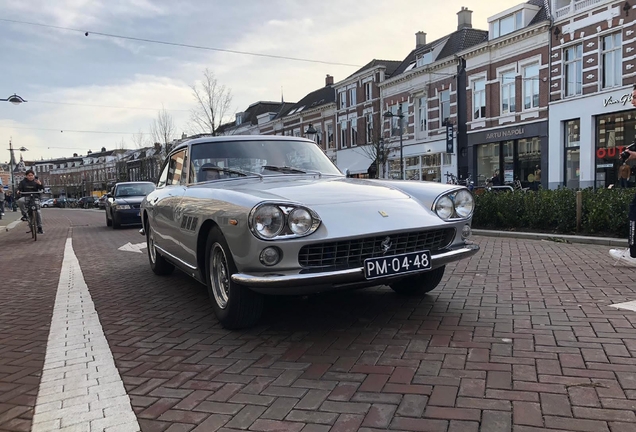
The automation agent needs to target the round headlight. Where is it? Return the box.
[435,195,454,220]
[454,190,474,218]
[253,205,284,238]
[288,208,312,235]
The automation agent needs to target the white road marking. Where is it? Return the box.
[31,238,140,432]
[5,220,22,232]
[118,242,146,253]
[609,300,636,312]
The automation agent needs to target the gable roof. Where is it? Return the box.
[346,59,402,80]
[527,0,549,25]
[274,85,335,120]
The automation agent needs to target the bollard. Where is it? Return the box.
[576,190,582,232]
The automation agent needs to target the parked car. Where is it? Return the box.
[78,196,96,209]
[105,182,155,228]
[53,197,67,208]
[41,198,55,208]
[141,136,479,329]
[96,194,107,208]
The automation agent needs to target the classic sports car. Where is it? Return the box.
[140,136,479,328]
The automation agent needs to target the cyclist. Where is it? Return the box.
[17,170,44,234]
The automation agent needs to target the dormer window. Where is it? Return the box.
[491,11,522,38]
[416,52,433,67]
[235,113,243,126]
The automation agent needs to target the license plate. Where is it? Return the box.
[364,250,432,280]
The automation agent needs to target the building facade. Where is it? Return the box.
[548,0,636,189]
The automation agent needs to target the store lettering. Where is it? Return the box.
[603,93,633,107]
[596,146,626,159]
[485,128,525,140]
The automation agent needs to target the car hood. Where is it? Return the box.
[114,196,145,205]
[224,176,410,205]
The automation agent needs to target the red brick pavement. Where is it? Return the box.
[0,210,69,432]
[6,209,636,431]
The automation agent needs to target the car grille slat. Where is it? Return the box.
[298,228,455,269]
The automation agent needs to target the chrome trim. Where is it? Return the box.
[431,188,475,221]
[155,245,198,270]
[139,228,145,236]
[231,244,479,288]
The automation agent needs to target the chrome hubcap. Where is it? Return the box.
[148,227,156,264]
[210,243,230,309]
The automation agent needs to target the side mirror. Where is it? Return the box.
[106,193,113,199]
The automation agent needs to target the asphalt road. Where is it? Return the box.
[1,208,636,432]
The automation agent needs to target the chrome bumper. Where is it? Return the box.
[231,244,479,290]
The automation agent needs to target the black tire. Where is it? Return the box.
[146,221,174,276]
[106,211,112,227]
[389,266,445,295]
[205,226,263,329]
[31,215,37,242]
[112,212,121,229]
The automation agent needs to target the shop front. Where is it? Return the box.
[594,110,636,188]
[468,121,548,188]
[388,138,455,182]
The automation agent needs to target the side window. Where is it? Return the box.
[167,150,187,185]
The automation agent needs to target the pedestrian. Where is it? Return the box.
[619,161,631,188]
[5,191,12,211]
[0,187,5,217]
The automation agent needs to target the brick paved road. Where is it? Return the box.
[2,208,636,431]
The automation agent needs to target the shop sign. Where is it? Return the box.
[596,146,627,159]
[597,163,614,168]
[446,124,454,154]
[603,93,633,107]
[485,127,525,140]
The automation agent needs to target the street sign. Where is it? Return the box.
[446,124,454,154]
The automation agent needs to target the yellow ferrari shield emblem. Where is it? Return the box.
[379,211,389,218]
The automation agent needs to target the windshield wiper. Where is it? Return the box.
[201,166,263,178]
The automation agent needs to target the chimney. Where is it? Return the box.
[325,74,334,86]
[416,31,427,48]
[457,7,472,30]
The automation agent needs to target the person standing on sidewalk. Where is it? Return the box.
[619,161,631,188]
[0,187,5,217]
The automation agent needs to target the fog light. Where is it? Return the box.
[259,247,281,266]
[462,224,472,239]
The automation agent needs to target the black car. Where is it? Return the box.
[78,196,96,209]
[105,182,156,228]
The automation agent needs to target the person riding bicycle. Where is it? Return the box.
[17,170,44,234]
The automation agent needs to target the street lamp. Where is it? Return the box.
[383,106,404,180]
[0,94,27,105]
[376,138,385,179]
[7,140,29,211]
[304,124,317,142]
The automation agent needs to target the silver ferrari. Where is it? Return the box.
[141,136,479,328]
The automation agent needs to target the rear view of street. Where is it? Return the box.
[1,208,636,432]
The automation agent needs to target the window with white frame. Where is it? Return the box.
[339,91,347,109]
[418,97,427,133]
[602,32,622,89]
[416,52,433,67]
[472,78,486,119]
[365,82,373,101]
[350,118,358,146]
[340,121,348,148]
[501,71,516,114]
[439,90,450,125]
[492,11,522,38]
[389,102,408,136]
[349,88,357,106]
[523,63,540,110]
[564,44,582,97]
[366,113,374,143]
[315,124,323,148]
[327,123,335,148]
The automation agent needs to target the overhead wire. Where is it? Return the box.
[0,18,364,68]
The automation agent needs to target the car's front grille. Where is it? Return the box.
[132,204,141,209]
[298,228,455,269]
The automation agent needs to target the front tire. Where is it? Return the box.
[106,211,112,227]
[205,226,263,329]
[112,212,121,229]
[146,222,174,276]
[390,266,445,295]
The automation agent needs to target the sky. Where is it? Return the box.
[1,0,527,163]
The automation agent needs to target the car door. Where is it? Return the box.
[151,149,188,259]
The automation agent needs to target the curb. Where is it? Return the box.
[473,229,628,247]
[4,220,22,232]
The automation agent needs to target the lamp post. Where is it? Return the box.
[383,106,404,180]
[377,138,385,179]
[7,140,29,211]
[304,124,318,142]
[0,94,27,105]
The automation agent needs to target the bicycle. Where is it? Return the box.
[20,191,41,241]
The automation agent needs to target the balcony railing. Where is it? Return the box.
[553,0,606,19]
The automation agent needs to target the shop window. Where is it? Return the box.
[596,112,636,188]
[476,143,500,186]
[518,137,541,188]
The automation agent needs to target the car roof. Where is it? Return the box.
[115,181,155,186]
[171,135,315,153]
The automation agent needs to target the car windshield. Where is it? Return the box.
[190,139,342,183]
[115,183,156,197]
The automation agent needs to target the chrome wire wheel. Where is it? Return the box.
[148,226,157,264]
[210,243,230,310]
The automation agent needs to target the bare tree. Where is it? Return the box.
[131,130,147,149]
[117,137,127,150]
[190,68,233,136]
[355,124,396,179]
[150,105,175,148]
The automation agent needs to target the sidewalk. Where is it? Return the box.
[473,228,628,247]
[0,207,25,232]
